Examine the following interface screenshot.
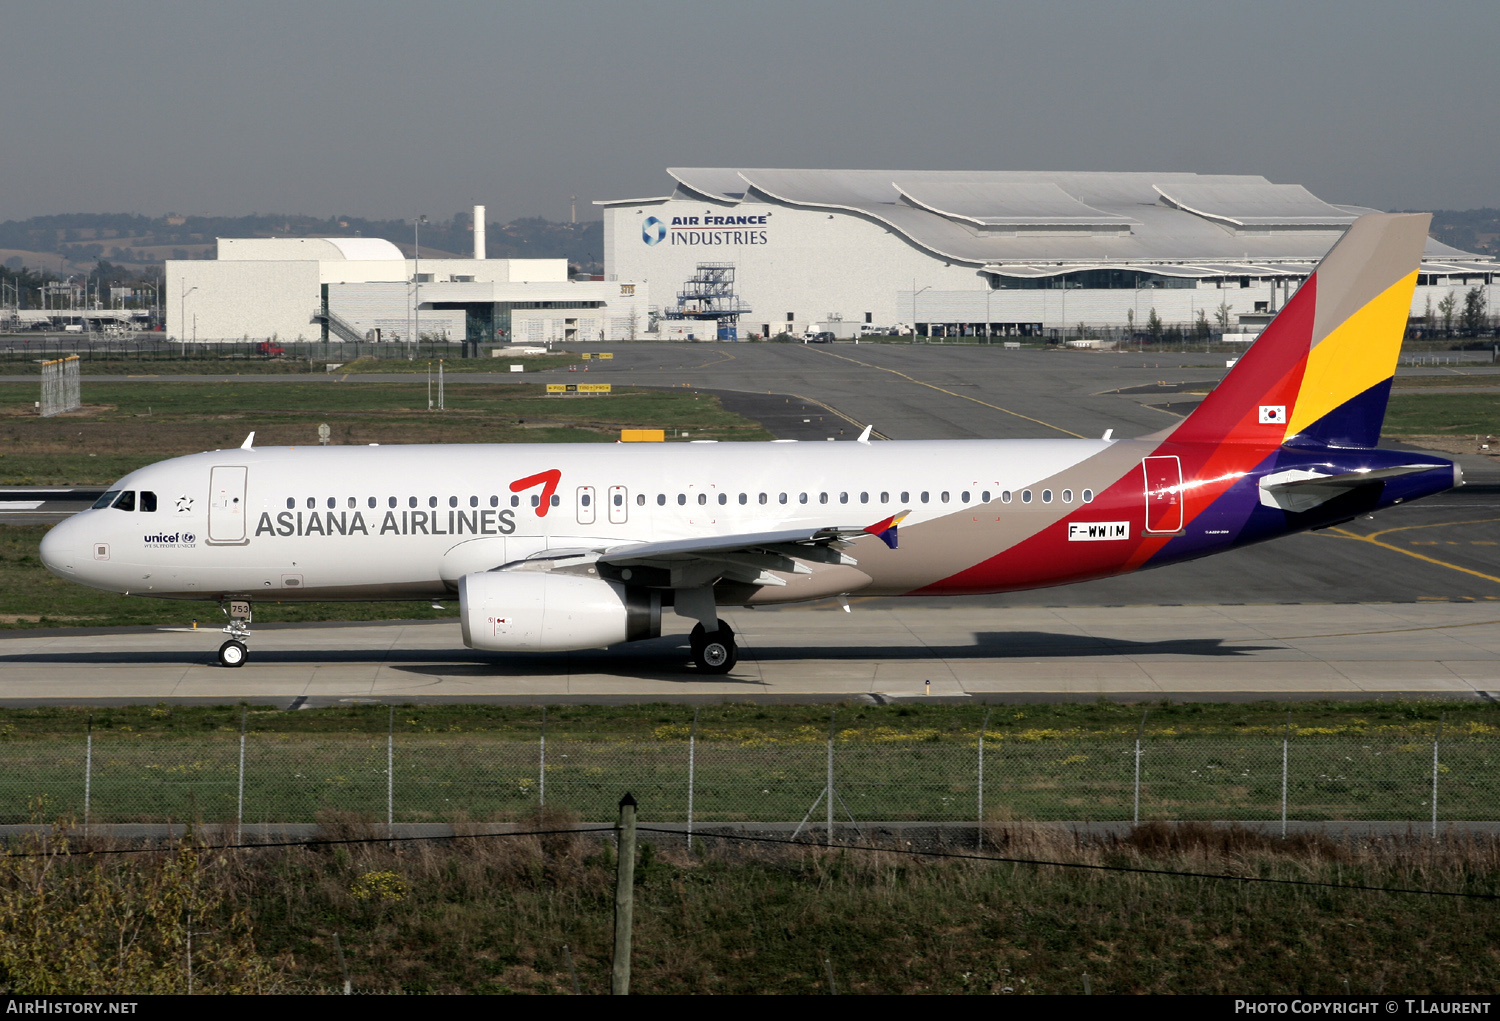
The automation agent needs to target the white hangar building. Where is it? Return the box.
[601,169,1494,338]
[166,226,649,345]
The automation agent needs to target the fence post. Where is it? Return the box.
[237,709,247,844]
[540,706,547,809]
[611,792,637,995]
[686,708,698,849]
[386,707,394,841]
[827,709,836,847]
[1281,711,1289,839]
[977,708,991,850]
[1432,713,1444,839]
[1133,709,1148,826]
[84,716,92,834]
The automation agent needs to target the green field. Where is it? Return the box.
[1383,392,1500,436]
[0,701,1487,826]
[0,379,770,485]
[0,352,585,375]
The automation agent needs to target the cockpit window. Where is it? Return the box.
[140,491,157,513]
[92,490,120,510]
[112,491,136,512]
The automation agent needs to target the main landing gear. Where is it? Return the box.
[689,620,737,674]
[218,599,252,668]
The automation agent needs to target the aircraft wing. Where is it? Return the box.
[503,514,909,589]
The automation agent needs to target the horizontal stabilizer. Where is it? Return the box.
[1258,464,1446,513]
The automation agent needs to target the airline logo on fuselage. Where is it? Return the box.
[143,531,196,548]
[254,508,517,539]
[1068,521,1129,541]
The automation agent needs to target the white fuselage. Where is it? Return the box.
[40,438,1116,603]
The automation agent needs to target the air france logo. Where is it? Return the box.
[642,216,666,245]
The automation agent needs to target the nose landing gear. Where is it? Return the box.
[218,598,252,668]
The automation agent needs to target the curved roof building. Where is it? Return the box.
[602,169,1491,337]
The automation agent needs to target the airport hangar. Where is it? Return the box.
[164,209,651,345]
[601,168,1495,339]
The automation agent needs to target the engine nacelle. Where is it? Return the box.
[459,571,661,652]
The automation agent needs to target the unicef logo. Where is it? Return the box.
[182,533,195,545]
[642,216,666,245]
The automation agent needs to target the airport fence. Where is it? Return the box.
[0,339,484,364]
[2,711,1495,835]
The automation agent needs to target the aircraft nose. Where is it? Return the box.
[39,519,79,577]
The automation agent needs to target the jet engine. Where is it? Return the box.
[458,571,661,652]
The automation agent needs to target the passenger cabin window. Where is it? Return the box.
[920,492,929,503]
[449,496,459,508]
[140,491,157,512]
[799,493,808,504]
[308,498,317,509]
[658,494,666,506]
[582,493,592,507]
[1082,489,1095,503]
[860,492,868,504]
[389,497,398,508]
[718,493,727,505]
[550,495,559,507]
[428,496,438,508]
[92,491,120,510]
[697,494,707,505]
[470,496,479,508]
[940,492,949,503]
[1001,491,1012,504]
[759,494,767,505]
[1062,490,1073,504]
[739,494,747,505]
[636,494,645,506]
[677,494,686,506]
[286,498,295,510]
[1042,490,1053,503]
[901,491,910,503]
[369,497,378,509]
[113,491,136,512]
[409,497,418,508]
[1022,491,1033,504]
[615,493,625,507]
[960,492,970,504]
[490,496,500,508]
[779,493,788,504]
[531,495,540,508]
[982,490,991,503]
[511,496,520,507]
[879,492,888,503]
[328,497,337,509]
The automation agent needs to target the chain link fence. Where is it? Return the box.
[4,713,1494,832]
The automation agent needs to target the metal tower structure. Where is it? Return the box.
[661,263,751,340]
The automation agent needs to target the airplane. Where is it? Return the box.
[39,213,1458,673]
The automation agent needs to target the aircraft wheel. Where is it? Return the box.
[694,632,737,674]
[218,640,248,668]
[689,619,735,653]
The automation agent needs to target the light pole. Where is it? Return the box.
[179,279,197,355]
[912,282,931,340]
[410,215,427,359]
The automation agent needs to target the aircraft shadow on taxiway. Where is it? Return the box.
[0,631,1279,678]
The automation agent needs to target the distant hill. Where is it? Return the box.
[0,211,603,275]
[1423,208,1500,258]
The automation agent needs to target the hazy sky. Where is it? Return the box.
[2,0,1496,223]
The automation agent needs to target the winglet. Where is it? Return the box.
[863,509,909,550]
[240,431,255,450]
[857,424,873,444]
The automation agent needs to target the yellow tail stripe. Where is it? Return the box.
[1287,269,1417,437]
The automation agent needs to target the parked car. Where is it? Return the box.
[807,331,835,344]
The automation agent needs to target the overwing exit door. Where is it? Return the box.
[576,486,596,525]
[208,465,249,544]
[608,486,628,524]
[1142,456,1184,533]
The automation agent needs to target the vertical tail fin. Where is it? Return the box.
[1172,212,1429,449]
